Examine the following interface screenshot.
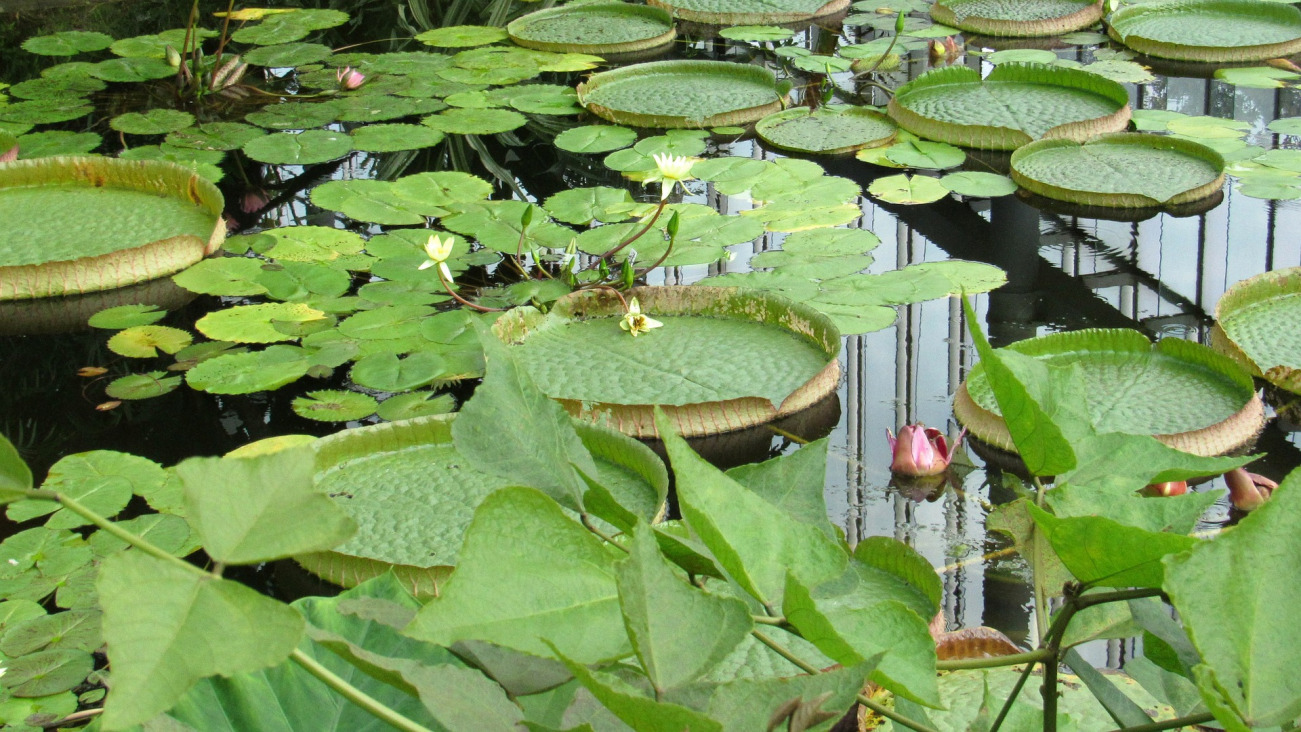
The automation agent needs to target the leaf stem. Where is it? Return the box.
[855,694,942,732]
[936,648,1052,671]
[580,514,629,554]
[586,199,667,271]
[987,656,1040,732]
[1030,476,1050,642]
[1101,712,1216,732]
[436,268,505,313]
[751,629,818,674]
[289,649,435,732]
[751,615,788,626]
[31,490,207,578]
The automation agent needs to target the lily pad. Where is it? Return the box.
[955,328,1265,457]
[508,3,676,55]
[930,0,1104,37]
[105,372,182,400]
[1009,133,1224,208]
[241,130,354,165]
[494,286,840,438]
[292,390,379,422]
[185,345,312,394]
[868,174,950,204]
[196,303,328,344]
[296,414,666,595]
[15,130,101,158]
[0,157,224,300]
[415,25,509,48]
[22,31,115,56]
[756,106,896,155]
[376,392,456,422]
[646,0,849,24]
[887,63,1130,150]
[939,171,1018,197]
[1212,267,1301,395]
[554,124,638,153]
[1106,0,1301,63]
[110,109,196,136]
[349,123,445,153]
[108,325,193,358]
[577,61,787,129]
[421,108,527,135]
[88,304,167,329]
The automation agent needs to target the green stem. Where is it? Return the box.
[751,615,788,626]
[580,514,629,554]
[751,630,818,674]
[936,649,1052,671]
[1073,587,1165,609]
[988,655,1040,732]
[436,268,505,313]
[586,200,667,271]
[1102,712,1215,732]
[289,649,434,732]
[37,490,206,578]
[1030,476,1050,642]
[856,694,942,732]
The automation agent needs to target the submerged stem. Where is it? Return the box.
[289,649,434,732]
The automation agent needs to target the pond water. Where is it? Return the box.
[1,0,1299,671]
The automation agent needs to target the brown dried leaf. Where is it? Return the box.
[934,627,1022,660]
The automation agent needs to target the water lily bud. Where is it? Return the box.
[335,66,366,91]
[665,210,680,239]
[165,44,182,69]
[944,36,961,58]
[520,204,534,228]
[1266,57,1301,74]
[894,10,906,33]
[1224,468,1277,511]
[620,258,635,289]
[77,366,108,377]
[929,39,947,62]
[1141,480,1187,497]
[886,424,963,477]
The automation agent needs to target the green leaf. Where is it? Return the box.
[655,410,847,608]
[22,31,114,55]
[1029,503,1195,588]
[87,304,167,329]
[422,108,527,134]
[96,552,304,728]
[551,645,723,732]
[416,25,509,47]
[9,451,164,528]
[350,123,444,153]
[405,487,630,663]
[185,345,312,394]
[1062,647,1154,728]
[725,438,837,537]
[242,130,354,165]
[939,171,1018,197]
[615,524,752,694]
[178,447,357,565]
[0,607,101,655]
[868,174,950,204]
[554,125,638,154]
[1163,468,1301,730]
[291,390,378,422]
[0,433,32,503]
[2,648,93,697]
[107,325,192,358]
[884,140,966,170]
[109,109,195,136]
[350,351,446,392]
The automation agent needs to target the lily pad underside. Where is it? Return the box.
[1212,267,1301,396]
[507,3,677,55]
[929,0,1104,37]
[648,0,848,25]
[0,157,225,300]
[296,414,667,597]
[756,106,897,155]
[577,60,787,128]
[1107,0,1301,63]
[887,63,1130,150]
[1009,133,1225,208]
[494,286,841,438]
[954,328,1265,457]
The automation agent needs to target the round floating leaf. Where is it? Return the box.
[1213,267,1301,394]
[9,75,106,100]
[1081,59,1156,84]
[416,25,509,48]
[1,608,102,655]
[90,57,176,82]
[1236,182,1301,200]
[1166,115,1248,139]
[756,106,896,155]
[105,371,182,400]
[110,109,196,136]
[172,257,269,297]
[108,325,193,358]
[509,3,676,55]
[577,60,786,129]
[1107,0,1301,63]
[1010,133,1225,207]
[791,54,855,74]
[118,144,224,184]
[165,122,267,151]
[868,173,950,204]
[987,48,1060,64]
[884,139,966,169]
[292,390,379,422]
[338,305,435,340]
[241,130,354,165]
[349,123,445,152]
[377,392,456,421]
[185,345,312,394]
[719,25,795,41]
[334,95,448,123]
[22,31,115,56]
[88,304,167,329]
[646,0,848,24]
[0,99,93,125]
[243,42,332,68]
[940,171,1019,197]
[243,101,341,130]
[1215,66,1299,88]
[4,649,94,697]
[887,63,1130,150]
[1268,116,1301,136]
[350,351,447,392]
[16,130,101,158]
[935,0,1102,39]
[509,88,582,115]
[196,303,327,343]
[421,108,528,134]
[109,34,169,58]
[544,186,640,225]
[309,180,428,225]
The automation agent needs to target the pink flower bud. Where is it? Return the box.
[336,66,366,91]
[1224,468,1277,511]
[886,424,962,476]
[0,145,16,163]
[1142,481,1187,497]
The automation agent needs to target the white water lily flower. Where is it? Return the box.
[619,297,662,337]
[418,234,455,281]
[649,153,697,201]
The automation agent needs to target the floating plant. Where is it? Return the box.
[577,60,787,128]
[1212,267,1301,396]
[755,106,897,155]
[507,3,677,56]
[929,0,1105,37]
[1106,0,1301,63]
[645,0,849,25]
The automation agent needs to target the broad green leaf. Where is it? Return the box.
[416,25,509,47]
[678,659,876,730]
[96,552,304,728]
[185,345,312,394]
[406,487,629,663]
[719,25,795,40]
[15,130,101,157]
[656,410,847,608]
[868,174,949,204]
[110,109,195,136]
[8,451,164,528]
[1163,469,1301,730]
[107,325,192,358]
[988,500,1074,598]
[1063,647,1154,728]
[422,108,527,134]
[178,447,356,564]
[2,648,93,697]
[554,125,637,154]
[939,171,1018,197]
[725,438,836,537]
[1029,504,1195,589]
[242,130,354,165]
[166,122,267,151]
[349,351,446,392]
[104,372,181,400]
[551,646,723,732]
[0,433,32,503]
[291,390,378,422]
[87,304,167,329]
[350,123,445,153]
[615,524,752,694]
[22,31,114,55]
[196,303,326,344]
[0,607,101,655]
[884,140,966,170]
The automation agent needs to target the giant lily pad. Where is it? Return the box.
[0,157,224,300]
[756,106,896,155]
[577,61,787,129]
[508,3,677,55]
[1009,133,1224,208]
[647,0,847,24]
[954,329,1265,457]
[295,414,667,596]
[1106,0,1301,63]
[1212,267,1301,396]
[887,63,1130,150]
[929,0,1104,37]
[493,286,841,438]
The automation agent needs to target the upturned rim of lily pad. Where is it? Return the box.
[0,156,225,301]
[1212,266,1301,396]
[493,285,842,439]
[1106,0,1301,63]
[576,60,787,129]
[507,2,677,55]
[929,0,1104,38]
[647,0,848,26]
[953,328,1266,458]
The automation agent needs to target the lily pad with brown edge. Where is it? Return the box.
[953,329,1266,458]
[1106,0,1301,63]
[929,0,1104,37]
[0,157,225,301]
[1211,267,1301,396]
[493,286,840,438]
[1009,133,1224,208]
[887,63,1130,150]
[293,413,667,597]
[756,106,896,155]
[507,3,676,55]
[577,60,787,129]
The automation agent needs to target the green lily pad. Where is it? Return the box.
[8,75,106,100]
[309,180,428,226]
[90,57,176,82]
[720,25,795,40]
[931,0,1104,37]
[887,63,1130,150]
[955,328,1264,457]
[292,390,379,422]
[646,0,848,24]
[1215,65,1299,88]
[987,49,1062,65]
[185,345,312,394]
[3,649,94,697]
[15,130,101,158]
[577,60,786,128]
[1010,133,1224,208]
[421,108,527,135]
[883,139,966,170]
[22,31,115,56]
[241,130,354,165]
[508,3,676,55]
[868,174,950,204]
[0,157,224,300]
[350,351,447,392]
[0,98,93,125]
[88,304,168,329]
[377,392,456,422]
[105,372,182,400]
[229,9,349,45]
[165,122,267,151]
[243,101,341,130]
[243,42,332,68]
[196,303,328,344]
[1212,267,1301,395]
[756,106,896,155]
[108,325,193,358]
[349,123,445,153]
[939,171,1018,197]
[1107,0,1301,62]
[415,25,509,48]
[110,109,196,136]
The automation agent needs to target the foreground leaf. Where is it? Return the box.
[1030,505,1195,589]
[0,432,31,503]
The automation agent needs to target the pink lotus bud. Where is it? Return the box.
[944,36,961,58]
[1224,468,1277,511]
[336,66,366,91]
[0,145,16,163]
[886,424,962,476]
[1142,480,1187,497]
[1267,58,1301,74]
